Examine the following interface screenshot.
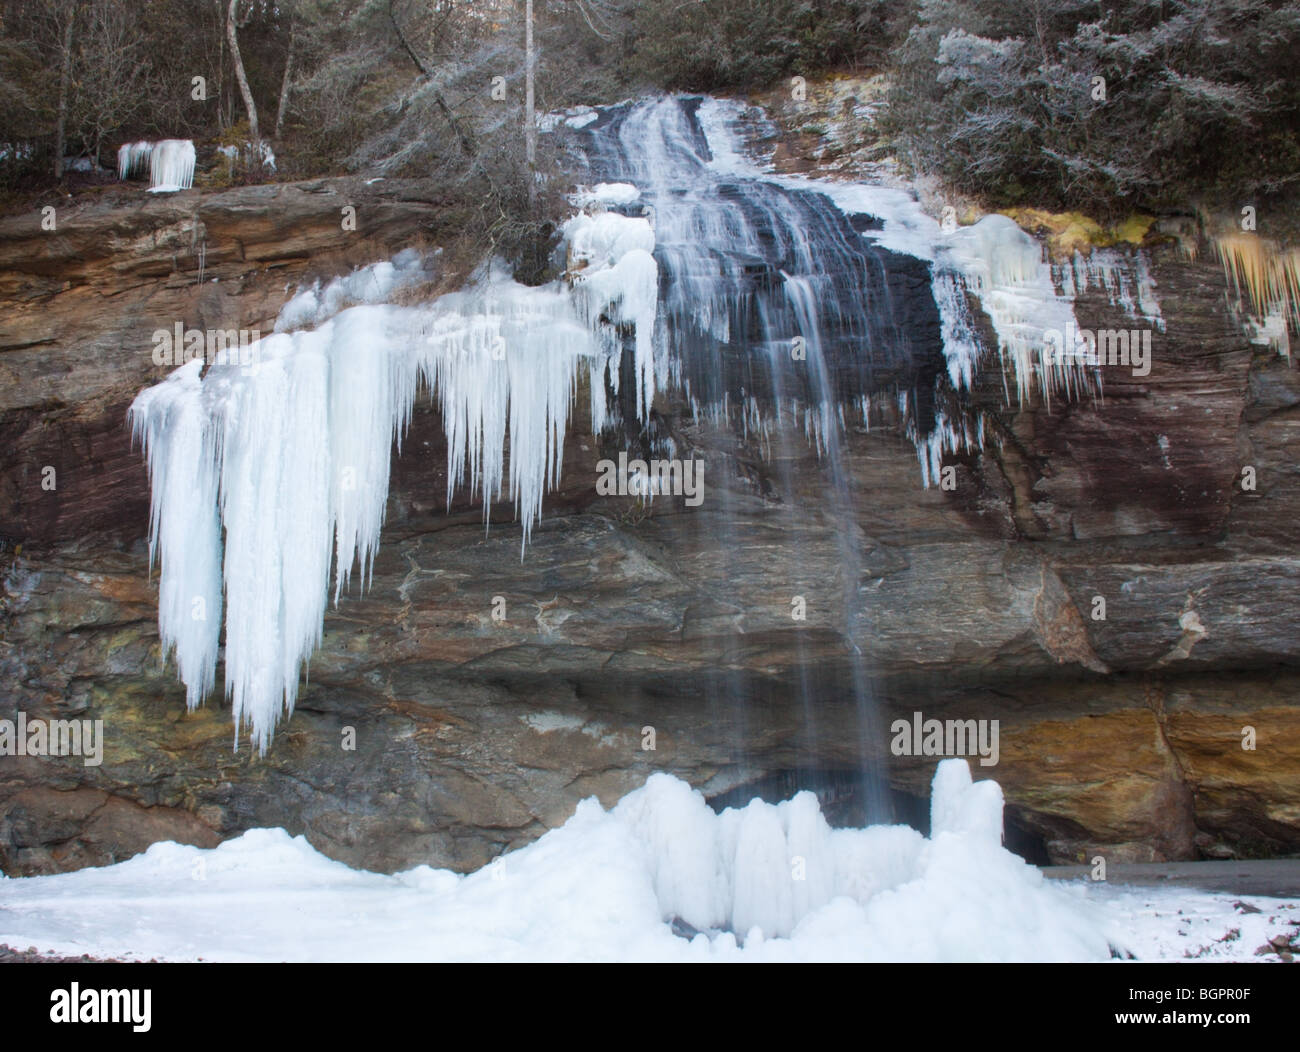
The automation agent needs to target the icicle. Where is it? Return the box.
[117,141,153,180]
[419,272,601,549]
[1209,233,1300,356]
[149,140,195,191]
[128,360,222,711]
[117,140,195,191]
[1054,248,1165,331]
[941,215,1085,410]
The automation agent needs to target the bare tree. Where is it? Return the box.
[275,4,298,139]
[227,0,259,142]
[386,0,475,156]
[74,0,150,168]
[525,0,535,206]
[214,0,227,131]
[566,0,621,41]
[38,0,83,179]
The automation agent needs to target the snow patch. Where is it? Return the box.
[571,181,641,208]
[520,712,586,734]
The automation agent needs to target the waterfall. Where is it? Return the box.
[575,96,1165,461]
[131,94,1162,753]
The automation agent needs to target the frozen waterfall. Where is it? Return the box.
[131,95,1162,749]
[118,139,196,192]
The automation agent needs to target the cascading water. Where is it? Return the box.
[568,95,1162,819]
[576,96,946,442]
[573,96,956,819]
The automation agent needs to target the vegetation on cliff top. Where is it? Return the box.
[1,1,1296,232]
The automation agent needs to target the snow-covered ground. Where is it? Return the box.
[0,762,1293,963]
[1083,883,1297,963]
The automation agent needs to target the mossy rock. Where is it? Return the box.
[1002,207,1156,258]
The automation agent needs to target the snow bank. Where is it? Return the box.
[0,762,1119,963]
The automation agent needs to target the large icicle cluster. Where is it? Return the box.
[418,261,641,547]
[131,211,657,751]
[131,311,414,752]
[118,140,196,191]
[133,94,1169,748]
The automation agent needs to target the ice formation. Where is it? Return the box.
[1209,233,1299,357]
[1055,247,1164,330]
[563,209,659,417]
[116,141,151,179]
[274,249,431,333]
[130,361,222,711]
[131,216,657,751]
[118,139,196,191]
[418,266,628,544]
[216,140,277,173]
[0,762,1122,962]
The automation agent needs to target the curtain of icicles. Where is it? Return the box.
[118,140,196,191]
[131,208,657,752]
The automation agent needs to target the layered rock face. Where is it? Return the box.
[2,172,1298,877]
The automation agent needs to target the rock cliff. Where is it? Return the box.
[2,167,1297,876]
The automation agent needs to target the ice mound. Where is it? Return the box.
[0,762,1116,962]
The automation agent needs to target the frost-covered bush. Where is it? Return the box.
[629,0,902,90]
[887,0,1300,214]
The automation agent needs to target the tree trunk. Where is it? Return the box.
[215,0,227,132]
[54,13,76,180]
[227,0,259,142]
[275,17,296,139]
[525,0,536,209]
